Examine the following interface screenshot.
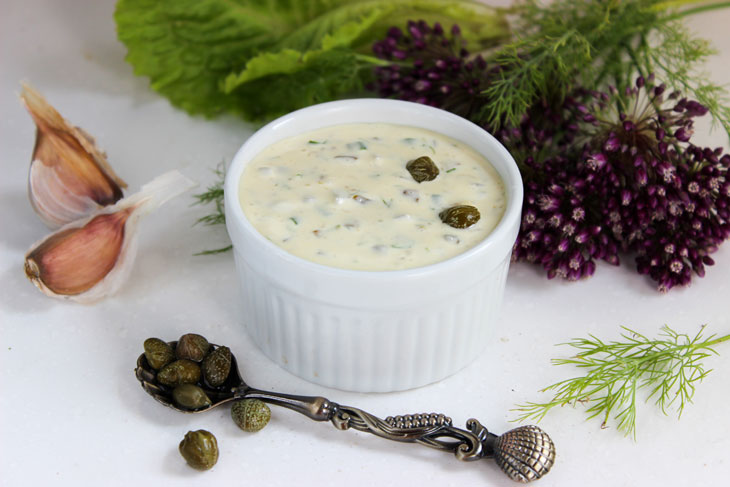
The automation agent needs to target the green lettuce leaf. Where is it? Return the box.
[224,48,367,120]
[115,0,509,120]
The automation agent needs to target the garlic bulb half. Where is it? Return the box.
[20,83,127,228]
[24,171,197,303]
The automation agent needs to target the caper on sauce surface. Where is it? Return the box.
[239,123,505,270]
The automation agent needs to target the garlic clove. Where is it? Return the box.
[20,83,128,228]
[24,171,197,303]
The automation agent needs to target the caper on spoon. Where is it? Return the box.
[136,340,555,483]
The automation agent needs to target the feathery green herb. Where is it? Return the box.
[478,0,730,131]
[192,164,230,255]
[513,325,730,439]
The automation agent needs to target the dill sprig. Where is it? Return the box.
[478,0,730,131]
[639,19,730,136]
[513,325,730,439]
[192,163,231,255]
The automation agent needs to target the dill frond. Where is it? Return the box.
[192,162,231,255]
[513,325,730,440]
[641,21,730,136]
[478,0,730,135]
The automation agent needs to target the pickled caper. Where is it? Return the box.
[157,359,202,387]
[143,338,175,370]
[172,384,212,410]
[406,156,439,183]
[176,333,209,362]
[179,430,219,470]
[202,346,231,387]
[439,205,481,229]
[231,399,271,432]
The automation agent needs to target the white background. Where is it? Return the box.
[1,1,729,486]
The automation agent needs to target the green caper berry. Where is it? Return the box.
[179,430,218,470]
[439,205,481,229]
[143,338,175,370]
[176,333,210,362]
[202,346,231,387]
[157,359,201,387]
[172,384,212,410]
[406,156,439,183]
[231,399,271,432]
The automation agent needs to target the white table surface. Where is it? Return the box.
[2,1,729,486]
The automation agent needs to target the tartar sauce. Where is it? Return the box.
[239,123,505,270]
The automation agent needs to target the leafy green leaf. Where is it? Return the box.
[115,0,508,120]
[115,0,296,116]
[223,48,368,120]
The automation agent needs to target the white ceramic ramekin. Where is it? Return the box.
[225,99,522,392]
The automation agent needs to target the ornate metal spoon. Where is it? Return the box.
[136,342,555,483]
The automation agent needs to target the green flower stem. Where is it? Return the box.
[354,53,395,67]
[658,0,730,19]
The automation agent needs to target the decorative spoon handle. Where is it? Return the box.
[242,388,555,483]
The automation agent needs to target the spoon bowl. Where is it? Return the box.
[135,341,246,412]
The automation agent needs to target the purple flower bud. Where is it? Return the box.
[568,251,584,270]
[557,239,570,252]
[409,24,424,39]
[586,153,607,171]
[685,100,708,117]
[548,213,563,228]
[572,207,586,221]
[574,229,590,243]
[582,260,596,278]
[392,49,408,60]
[414,80,431,92]
[387,27,403,39]
[538,195,560,212]
[636,76,645,88]
[603,133,620,152]
[674,127,692,142]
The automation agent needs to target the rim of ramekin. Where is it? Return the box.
[224,99,523,280]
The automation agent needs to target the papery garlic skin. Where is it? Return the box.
[24,171,197,303]
[20,83,127,228]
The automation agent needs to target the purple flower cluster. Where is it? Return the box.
[371,22,730,291]
[372,20,493,120]
[503,99,620,280]
[574,77,730,291]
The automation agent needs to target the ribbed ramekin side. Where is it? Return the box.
[234,252,512,392]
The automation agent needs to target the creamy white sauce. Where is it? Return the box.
[239,123,506,271]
